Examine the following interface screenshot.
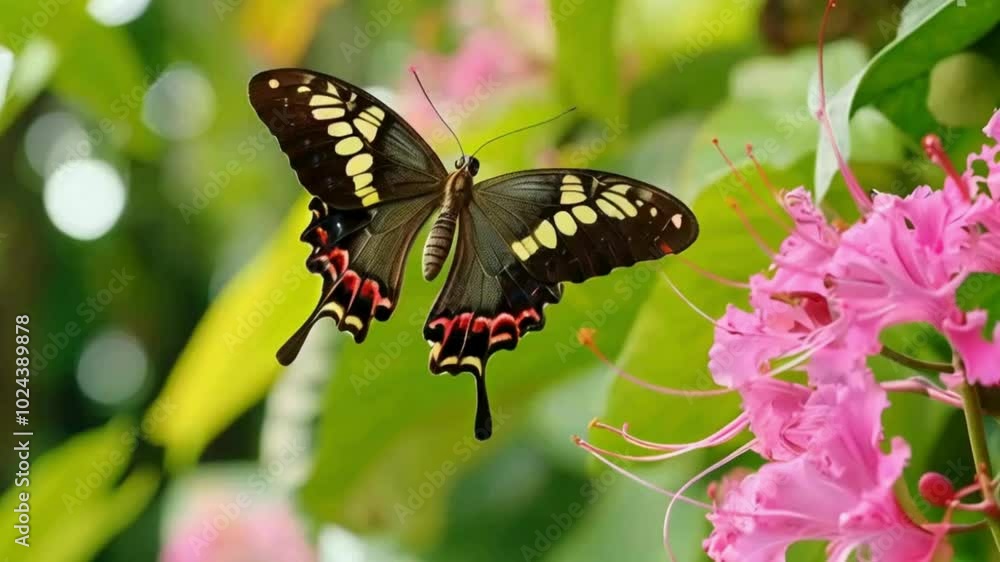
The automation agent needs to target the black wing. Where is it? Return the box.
[249,68,447,208]
[277,195,439,365]
[472,170,699,283]
[423,200,563,440]
[248,68,447,363]
[423,169,698,439]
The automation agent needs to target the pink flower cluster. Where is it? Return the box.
[578,109,1000,562]
[703,112,1000,562]
[700,104,1000,561]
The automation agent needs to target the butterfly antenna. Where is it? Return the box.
[410,67,465,157]
[470,106,577,158]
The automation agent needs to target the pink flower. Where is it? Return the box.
[160,493,314,562]
[943,310,1000,386]
[704,384,946,562]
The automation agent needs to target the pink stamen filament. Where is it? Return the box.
[573,436,713,509]
[815,0,873,214]
[746,143,785,202]
[664,441,756,562]
[579,326,734,397]
[677,255,751,289]
[591,414,748,452]
[659,271,739,333]
[922,133,972,201]
[726,197,778,255]
[713,139,794,232]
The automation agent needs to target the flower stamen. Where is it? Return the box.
[922,133,972,201]
[578,327,733,397]
[815,0,872,214]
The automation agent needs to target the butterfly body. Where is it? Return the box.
[249,68,699,440]
[421,157,478,281]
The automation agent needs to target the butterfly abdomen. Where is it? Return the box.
[422,169,473,281]
[422,212,456,281]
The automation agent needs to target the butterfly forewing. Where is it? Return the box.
[473,170,698,283]
[249,69,448,362]
[248,68,447,208]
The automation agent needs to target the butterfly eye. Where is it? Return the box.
[455,156,466,169]
[468,157,480,176]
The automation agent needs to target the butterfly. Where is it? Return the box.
[248,68,699,440]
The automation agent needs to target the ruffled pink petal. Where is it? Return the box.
[985,108,1000,144]
[943,310,1000,386]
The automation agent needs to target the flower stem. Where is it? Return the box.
[958,381,1000,551]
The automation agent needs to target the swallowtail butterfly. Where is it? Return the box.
[249,68,699,440]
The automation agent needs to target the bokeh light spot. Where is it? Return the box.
[76,330,149,406]
[25,112,92,176]
[87,0,152,27]
[142,64,216,140]
[44,159,127,240]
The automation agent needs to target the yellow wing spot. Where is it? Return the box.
[322,301,344,319]
[511,241,531,261]
[344,316,364,330]
[597,199,625,219]
[650,207,658,217]
[534,220,558,249]
[522,236,540,254]
[609,184,631,195]
[327,121,352,137]
[563,174,583,185]
[671,213,683,228]
[439,356,459,367]
[353,173,373,189]
[361,193,380,207]
[267,78,279,89]
[460,356,483,373]
[346,153,373,176]
[335,136,364,156]
[309,95,341,106]
[326,82,340,96]
[366,106,385,120]
[297,86,311,93]
[603,192,638,217]
[313,107,345,120]
[353,118,378,142]
[561,183,585,193]
[554,211,577,236]
[635,200,644,207]
[572,205,598,224]
[356,186,377,198]
[560,191,587,205]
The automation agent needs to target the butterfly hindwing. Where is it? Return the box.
[249,68,447,208]
[278,195,440,365]
[473,169,699,283]
[424,201,563,439]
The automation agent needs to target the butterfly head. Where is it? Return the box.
[454,155,480,177]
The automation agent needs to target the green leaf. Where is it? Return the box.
[956,272,1000,338]
[589,163,809,454]
[0,1,160,157]
[146,195,317,468]
[301,234,665,542]
[680,42,880,198]
[550,0,621,121]
[0,420,159,562]
[815,0,1000,200]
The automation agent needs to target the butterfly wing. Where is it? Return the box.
[248,68,447,363]
[277,195,440,365]
[423,169,698,439]
[249,68,447,208]
[423,200,563,439]
[473,169,699,283]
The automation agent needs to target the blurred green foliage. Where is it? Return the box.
[1,0,999,561]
